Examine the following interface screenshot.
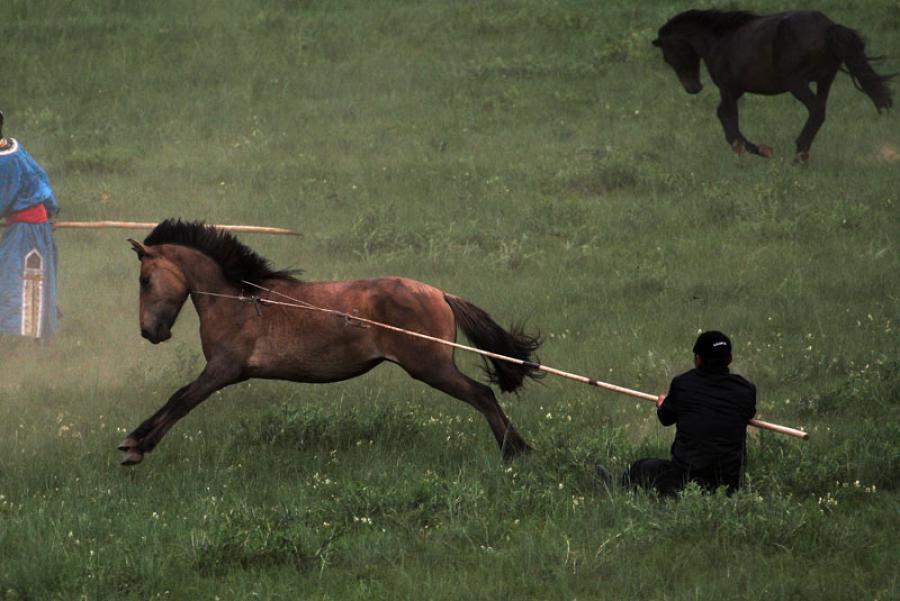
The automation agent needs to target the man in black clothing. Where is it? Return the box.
[622,331,757,496]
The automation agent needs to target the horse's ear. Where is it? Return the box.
[128,238,151,259]
[652,38,661,47]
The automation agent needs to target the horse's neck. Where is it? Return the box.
[683,30,716,59]
[168,247,235,308]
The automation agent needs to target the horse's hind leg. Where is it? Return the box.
[790,74,834,163]
[402,360,531,460]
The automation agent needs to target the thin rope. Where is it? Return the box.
[193,285,529,367]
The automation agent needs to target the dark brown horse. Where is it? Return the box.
[653,10,894,162]
[118,220,541,465]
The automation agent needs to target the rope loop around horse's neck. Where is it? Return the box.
[192,289,258,303]
[191,288,267,315]
[193,283,323,310]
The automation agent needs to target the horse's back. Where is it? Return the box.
[730,11,834,52]
[303,276,448,315]
[723,11,840,93]
[348,276,456,337]
[775,11,837,44]
[241,277,453,382]
[774,11,843,80]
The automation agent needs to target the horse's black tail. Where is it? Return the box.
[828,25,894,111]
[444,294,542,393]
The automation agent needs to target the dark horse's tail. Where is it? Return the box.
[444,294,542,393]
[828,25,894,111]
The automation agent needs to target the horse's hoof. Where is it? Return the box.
[758,144,774,158]
[117,436,138,452]
[731,141,746,155]
[120,450,144,466]
[794,151,810,165]
[501,440,533,462]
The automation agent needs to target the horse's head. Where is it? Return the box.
[652,36,703,95]
[129,239,189,344]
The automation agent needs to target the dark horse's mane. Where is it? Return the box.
[144,219,300,284]
[660,9,758,36]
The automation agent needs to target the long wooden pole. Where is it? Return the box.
[511,362,809,440]
[2,220,298,236]
[237,281,810,441]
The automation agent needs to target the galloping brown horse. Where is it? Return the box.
[118,220,541,466]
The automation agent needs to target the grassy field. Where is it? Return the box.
[1,0,898,599]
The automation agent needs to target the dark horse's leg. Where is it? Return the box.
[717,91,773,158]
[118,360,243,465]
[790,73,836,164]
[401,360,531,460]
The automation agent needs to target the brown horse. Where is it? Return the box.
[118,220,541,466]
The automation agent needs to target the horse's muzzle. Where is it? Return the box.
[141,326,171,344]
[680,77,703,95]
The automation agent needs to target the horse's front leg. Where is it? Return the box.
[716,92,773,158]
[118,360,244,465]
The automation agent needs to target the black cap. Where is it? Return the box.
[693,330,732,358]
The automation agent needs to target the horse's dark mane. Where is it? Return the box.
[144,219,300,284]
[660,9,758,36]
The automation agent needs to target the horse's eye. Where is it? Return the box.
[140,276,150,288]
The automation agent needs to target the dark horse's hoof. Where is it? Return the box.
[120,449,144,466]
[758,144,774,158]
[117,436,138,452]
[501,439,533,461]
[732,141,746,155]
[794,151,810,165]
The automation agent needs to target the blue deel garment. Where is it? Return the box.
[0,139,60,338]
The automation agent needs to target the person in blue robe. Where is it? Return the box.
[0,111,60,339]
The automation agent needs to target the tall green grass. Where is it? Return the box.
[1,0,898,599]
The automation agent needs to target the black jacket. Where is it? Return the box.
[657,367,756,472]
